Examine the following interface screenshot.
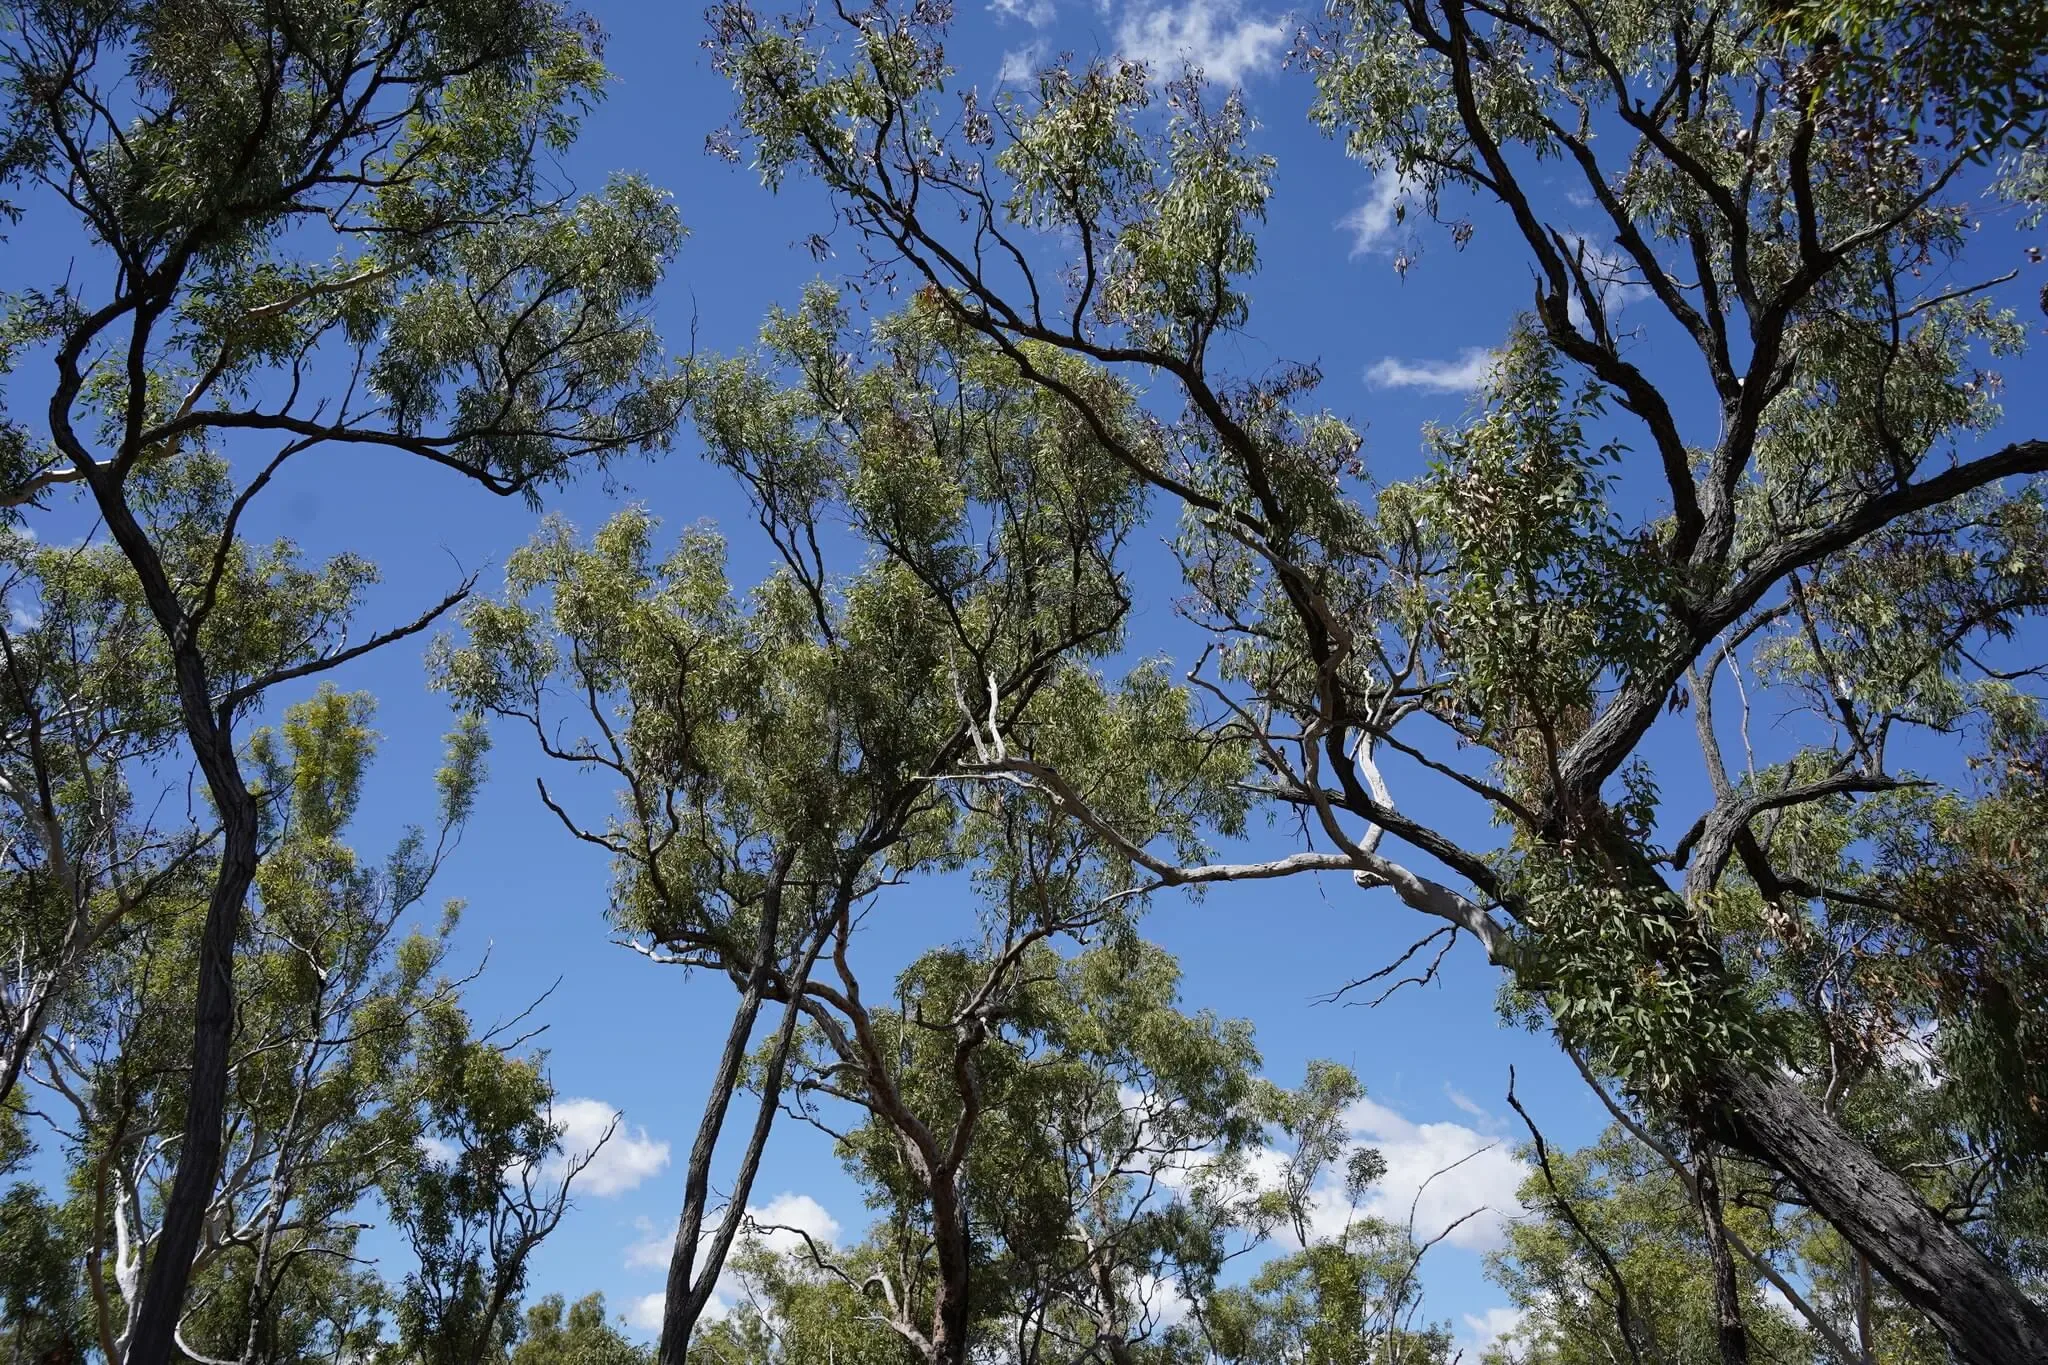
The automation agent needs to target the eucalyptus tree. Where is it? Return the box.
[705,2,2048,1359]
[692,945,1446,1365]
[0,1181,85,1364]
[731,938,1285,1365]
[20,686,591,1365]
[508,1294,654,1365]
[1764,0,2048,152]
[437,286,1254,1363]
[0,525,202,1108]
[0,3,691,1357]
[1482,1108,1967,1365]
[1203,1221,1458,1365]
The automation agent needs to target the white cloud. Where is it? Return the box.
[1116,0,1289,87]
[1443,1084,1493,1124]
[991,0,1057,25]
[999,42,1047,84]
[1557,231,1651,331]
[1159,1092,1527,1259]
[623,1286,727,1335]
[624,1216,670,1271]
[549,1098,671,1198]
[1341,1098,1530,1251]
[625,1292,667,1333]
[1462,1305,1527,1356]
[1133,1273,1193,1331]
[1339,172,1417,257]
[741,1191,842,1257]
[1365,348,1499,394]
[616,1195,838,1338]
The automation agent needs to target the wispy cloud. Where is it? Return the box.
[1337,1097,1528,1251]
[548,1098,671,1198]
[999,41,1048,84]
[1558,231,1651,331]
[1116,0,1289,87]
[991,0,1057,25]
[1365,348,1498,394]
[1462,1306,1528,1356]
[623,1216,670,1271]
[1339,172,1417,258]
[1443,1082,1496,1125]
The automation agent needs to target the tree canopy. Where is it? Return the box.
[2,0,2044,1362]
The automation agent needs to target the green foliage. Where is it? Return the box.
[1205,1227,1454,1365]
[508,1294,653,1365]
[0,521,200,1100]
[1489,1127,1785,1364]
[381,1011,564,1365]
[1505,844,1785,1104]
[1766,0,2048,151]
[4,0,2042,1355]
[697,936,1447,1365]
[1387,333,1680,780]
[0,1183,86,1365]
[3,687,579,1363]
[1488,1121,1956,1365]
[436,287,1247,959]
[1,0,692,502]
[715,937,1273,1358]
[707,0,2048,1351]
[1,0,690,1354]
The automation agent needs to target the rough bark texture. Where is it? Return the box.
[1689,1145,1752,1365]
[927,1167,973,1365]
[1712,1063,2048,1365]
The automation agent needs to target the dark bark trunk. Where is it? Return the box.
[658,877,785,1365]
[1689,1144,1752,1365]
[1710,1061,2048,1365]
[659,879,829,1365]
[74,476,258,1365]
[121,684,258,1365]
[1855,1253,1876,1365]
[927,1171,972,1365]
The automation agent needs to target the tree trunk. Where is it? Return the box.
[120,717,258,1365]
[1710,1061,2048,1365]
[658,883,784,1365]
[82,488,260,1365]
[927,1170,972,1365]
[1855,1253,1876,1365]
[658,876,829,1365]
[0,978,57,1108]
[1689,1144,1751,1365]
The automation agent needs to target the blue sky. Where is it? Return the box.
[8,0,2047,1354]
